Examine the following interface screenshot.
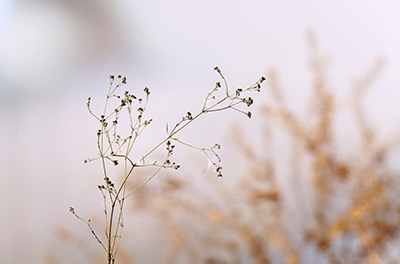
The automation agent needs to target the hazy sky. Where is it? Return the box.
[1,1,400,262]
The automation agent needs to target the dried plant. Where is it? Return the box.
[133,35,400,264]
[69,68,266,263]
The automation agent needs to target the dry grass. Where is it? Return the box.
[51,68,265,263]
[52,36,400,263]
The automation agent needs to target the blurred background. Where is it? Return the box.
[1,1,400,263]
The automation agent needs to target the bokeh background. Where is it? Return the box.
[1,1,400,263]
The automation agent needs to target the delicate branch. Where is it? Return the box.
[71,69,266,263]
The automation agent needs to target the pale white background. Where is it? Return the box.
[0,1,400,263]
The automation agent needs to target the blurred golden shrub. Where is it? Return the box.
[134,35,400,264]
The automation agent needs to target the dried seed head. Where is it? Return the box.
[245,97,254,106]
[216,166,223,177]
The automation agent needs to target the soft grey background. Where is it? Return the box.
[1,1,400,263]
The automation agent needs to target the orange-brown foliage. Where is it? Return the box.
[131,35,400,264]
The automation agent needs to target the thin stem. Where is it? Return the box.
[73,70,265,264]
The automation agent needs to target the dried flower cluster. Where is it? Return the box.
[69,68,265,263]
